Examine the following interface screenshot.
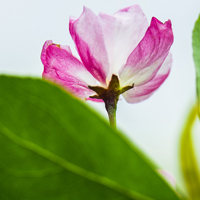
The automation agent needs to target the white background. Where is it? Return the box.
[1,0,200,194]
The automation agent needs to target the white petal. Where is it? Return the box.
[123,53,172,103]
[99,5,149,81]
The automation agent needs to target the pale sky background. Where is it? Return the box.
[0,0,200,194]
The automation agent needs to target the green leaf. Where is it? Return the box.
[193,14,200,117]
[0,75,180,200]
[180,106,200,200]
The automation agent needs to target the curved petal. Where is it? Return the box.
[86,97,104,102]
[41,40,96,99]
[69,7,109,85]
[119,17,173,87]
[41,40,53,66]
[123,53,172,103]
[99,5,148,80]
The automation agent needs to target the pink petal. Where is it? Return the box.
[69,7,109,85]
[119,17,173,87]
[123,53,172,103]
[86,98,104,102]
[41,40,53,66]
[99,5,148,80]
[41,40,96,99]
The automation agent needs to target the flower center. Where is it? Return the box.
[88,74,134,103]
[88,75,134,128]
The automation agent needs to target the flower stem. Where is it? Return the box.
[88,75,133,130]
[105,99,117,129]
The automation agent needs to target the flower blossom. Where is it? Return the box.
[41,5,173,104]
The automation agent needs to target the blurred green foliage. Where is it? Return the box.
[179,14,200,200]
[193,14,200,117]
[0,76,180,200]
[180,106,200,200]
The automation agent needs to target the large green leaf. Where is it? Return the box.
[180,106,200,200]
[193,14,200,117]
[0,76,180,200]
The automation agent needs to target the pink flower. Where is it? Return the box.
[41,5,173,103]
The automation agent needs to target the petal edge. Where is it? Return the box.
[69,7,109,84]
[42,42,96,99]
[123,53,172,103]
